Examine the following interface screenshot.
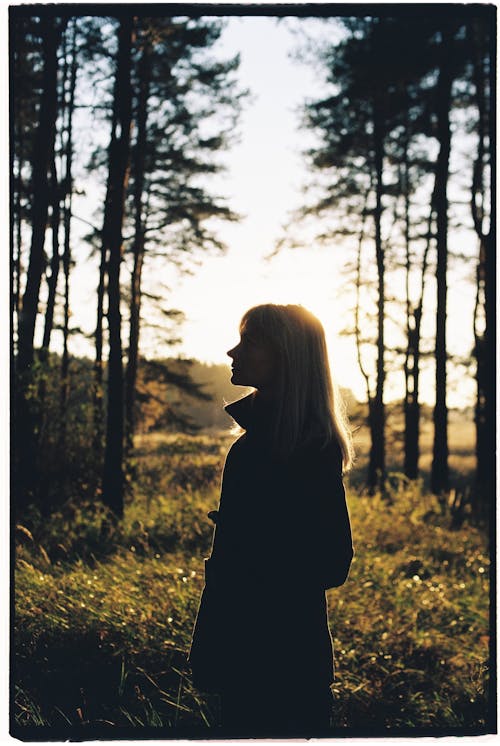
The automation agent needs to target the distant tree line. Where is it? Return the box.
[291,8,493,516]
[12,8,243,518]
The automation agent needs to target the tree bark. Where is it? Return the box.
[430,27,454,495]
[354,193,372,406]
[60,20,77,438]
[12,82,24,359]
[93,235,107,452]
[42,155,61,351]
[125,33,151,455]
[404,184,433,480]
[101,17,134,518]
[14,17,64,510]
[469,18,494,519]
[17,18,63,375]
[367,98,386,493]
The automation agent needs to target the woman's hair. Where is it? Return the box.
[240,303,354,471]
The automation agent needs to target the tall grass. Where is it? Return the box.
[13,432,491,735]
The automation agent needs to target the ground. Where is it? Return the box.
[13,427,492,736]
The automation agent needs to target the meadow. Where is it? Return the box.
[13,425,492,737]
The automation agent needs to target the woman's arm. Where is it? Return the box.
[251,440,354,593]
[314,442,354,589]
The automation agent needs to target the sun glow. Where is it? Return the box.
[173,241,368,403]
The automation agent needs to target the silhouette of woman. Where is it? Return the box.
[189,304,354,736]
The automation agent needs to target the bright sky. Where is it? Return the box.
[170,18,364,386]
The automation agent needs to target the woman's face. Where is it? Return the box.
[227,324,277,391]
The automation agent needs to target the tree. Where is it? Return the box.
[429,24,457,495]
[123,16,242,453]
[467,15,494,517]
[60,19,78,440]
[100,16,135,518]
[13,15,66,508]
[301,16,418,491]
[17,16,66,376]
[296,11,491,496]
[10,10,243,517]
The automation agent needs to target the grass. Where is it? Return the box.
[13,430,492,736]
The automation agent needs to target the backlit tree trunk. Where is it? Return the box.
[367,97,386,493]
[41,155,61,351]
[125,34,151,455]
[60,19,77,440]
[469,18,494,519]
[431,27,454,495]
[17,17,63,374]
[15,17,64,509]
[101,16,134,518]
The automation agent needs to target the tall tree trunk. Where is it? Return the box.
[125,35,151,455]
[473,240,487,505]
[483,66,495,525]
[367,99,386,493]
[354,195,372,404]
[36,155,61,501]
[17,18,63,375]
[12,119,24,360]
[14,18,63,510]
[12,27,23,360]
[60,20,77,442]
[93,237,107,453]
[353,191,377,490]
[431,27,454,495]
[402,130,416,479]
[93,81,120,453]
[469,18,494,519]
[404,158,433,480]
[101,17,134,518]
[405,209,432,481]
[42,155,61,351]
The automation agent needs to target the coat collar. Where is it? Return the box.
[225,392,274,432]
[224,393,256,430]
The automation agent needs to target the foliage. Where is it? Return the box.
[14,434,490,735]
[15,354,103,513]
[14,351,235,514]
[11,9,245,517]
[291,8,494,494]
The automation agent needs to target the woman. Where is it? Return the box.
[189,304,354,736]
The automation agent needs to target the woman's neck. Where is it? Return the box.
[254,387,276,403]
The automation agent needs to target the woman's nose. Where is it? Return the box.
[227,346,236,360]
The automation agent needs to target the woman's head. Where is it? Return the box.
[227,304,354,470]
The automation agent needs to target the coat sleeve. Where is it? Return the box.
[309,441,354,589]
[271,440,354,591]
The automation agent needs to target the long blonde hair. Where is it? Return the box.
[240,304,354,471]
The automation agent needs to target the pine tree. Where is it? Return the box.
[123,16,242,454]
[100,16,135,518]
[466,15,495,518]
[13,14,66,508]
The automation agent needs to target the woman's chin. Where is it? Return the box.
[230,372,245,386]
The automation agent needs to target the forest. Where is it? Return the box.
[11,4,494,738]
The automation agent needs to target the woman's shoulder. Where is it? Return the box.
[296,435,343,470]
[224,432,247,459]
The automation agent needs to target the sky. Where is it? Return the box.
[169,17,364,381]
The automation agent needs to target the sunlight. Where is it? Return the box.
[174,241,367,401]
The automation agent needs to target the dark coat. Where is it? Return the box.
[188,394,354,694]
